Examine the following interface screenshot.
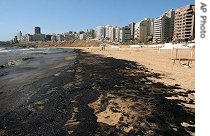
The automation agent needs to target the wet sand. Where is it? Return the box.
[0,47,194,135]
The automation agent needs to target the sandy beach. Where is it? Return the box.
[78,45,195,90]
[69,45,195,135]
[0,45,195,135]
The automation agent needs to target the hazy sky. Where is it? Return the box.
[0,0,194,41]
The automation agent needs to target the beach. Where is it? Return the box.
[0,46,195,135]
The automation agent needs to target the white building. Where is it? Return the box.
[153,9,175,43]
[79,33,86,40]
[108,26,115,42]
[115,27,120,42]
[134,21,141,42]
[21,34,32,42]
[96,26,105,41]
[56,34,65,41]
[120,26,131,43]
[17,31,22,41]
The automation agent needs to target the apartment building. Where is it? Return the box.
[86,29,95,39]
[119,26,131,43]
[108,26,116,42]
[35,27,41,34]
[134,21,141,42]
[129,22,135,41]
[21,34,32,42]
[173,4,195,42]
[17,31,22,41]
[96,26,105,41]
[153,9,175,43]
[115,27,120,42]
[105,25,112,40]
[139,18,154,43]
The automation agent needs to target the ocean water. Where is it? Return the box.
[0,47,70,67]
[0,47,76,80]
[0,47,77,116]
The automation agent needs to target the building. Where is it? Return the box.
[139,18,154,43]
[56,34,65,41]
[79,33,86,40]
[64,32,76,41]
[13,36,18,43]
[45,34,52,41]
[17,31,22,41]
[115,27,120,42]
[173,4,195,42]
[105,25,111,40]
[21,34,32,42]
[108,26,116,42]
[153,9,175,43]
[96,26,105,41]
[86,29,95,39]
[35,27,41,34]
[134,21,141,42]
[129,22,135,41]
[119,26,131,43]
[32,34,45,41]
[51,35,57,42]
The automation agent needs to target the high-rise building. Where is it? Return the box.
[153,9,175,43]
[17,31,22,41]
[139,18,154,43]
[45,34,52,41]
[173,4,195,42]
[13,36,18,43]
[115,27,120,42]
[105,25,112,41]
[35,27,41,34]
[108,26,116,42]
[134,21,141,42]
[86,29,95,39]
[129,22,135,41]
[96,26,105,41]
[119,26,131,43]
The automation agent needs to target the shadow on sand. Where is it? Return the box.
[0,49,194,136]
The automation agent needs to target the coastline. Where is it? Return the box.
[0,45,195,135]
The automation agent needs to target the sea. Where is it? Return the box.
[0,46,76,80]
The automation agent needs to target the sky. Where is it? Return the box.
[0,0,194,41]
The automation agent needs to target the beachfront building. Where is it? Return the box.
[153,9,175,43]
[17,31,22,42]
[134,21,141,43]
[129,22,135,41]
[64,32,77,41]
[119,26,131,43]
[139,18,154,43]
[45,34,52,41]
[56,34,65,41]
[51,35,57,42]
[13,36,18,43]
[173,4,195,42]
[31,26,45,41]
[115,27,120,42]
[86,29,95,39]
[35,27,41,34]
[79,33,86,40]
[108,26,117,42]
[32,34,45,41]
[21,34,32,42]
[104,25,113,41]
[96,26,105,41]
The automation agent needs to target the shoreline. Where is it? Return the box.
[64,46,195,91]
[0,46,195,135]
